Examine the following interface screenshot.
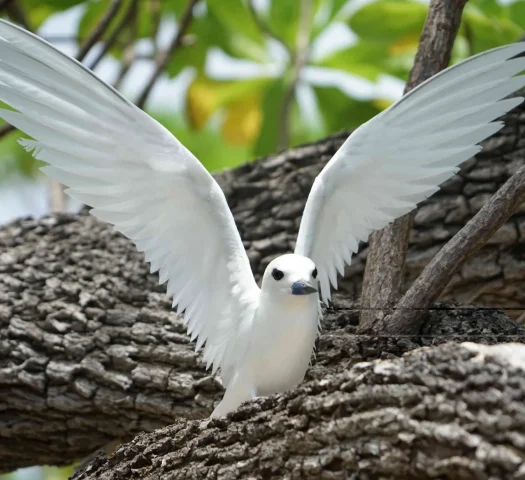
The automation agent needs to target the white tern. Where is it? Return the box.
[0,20,524,417]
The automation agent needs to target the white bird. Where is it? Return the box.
[0,19,524,417]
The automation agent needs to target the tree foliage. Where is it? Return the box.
[0,0,523,180]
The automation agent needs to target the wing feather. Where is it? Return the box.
[296,43,525,304]
[0,20,259,384]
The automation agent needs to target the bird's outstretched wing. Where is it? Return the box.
[295,44,525,304]
[0,20,259,383]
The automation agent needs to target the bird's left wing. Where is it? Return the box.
[0,20,259,382]
[295,44,525,304]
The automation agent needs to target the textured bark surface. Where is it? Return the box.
[1,102,525,470]
[360,0,468,333]
[388,162,525,335]
[72,342,525,480]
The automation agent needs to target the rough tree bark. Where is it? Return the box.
[359,0,468,333]
[1,98,525,472]
[71,341,525,480]
[387,162,525,335]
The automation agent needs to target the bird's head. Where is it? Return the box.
[261,254,318,299]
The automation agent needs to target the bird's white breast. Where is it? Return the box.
[247,292,319,396]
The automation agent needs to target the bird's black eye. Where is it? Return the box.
[271,268,284,281]
[312,268,318,279]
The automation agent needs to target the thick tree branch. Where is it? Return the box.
[135,0,198,109]
[359,0,468,333]
[1,108,525,469]
[72,342,525,480]
[386,163,525,334]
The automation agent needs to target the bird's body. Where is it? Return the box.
[1,19,525,417]
[212,254,320,416]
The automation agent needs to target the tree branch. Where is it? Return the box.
[1,114,525,469]
[359,0,469,333]
[76,0,123,62]
[135,0,198,109]
[0,0,129,141]
[276,0,313,151]
[5,2,29,30]
[86,0,138,71]
[386,163,525,334]
[247,0,293,58]
[72,342,525,480]
[0,0,13,12]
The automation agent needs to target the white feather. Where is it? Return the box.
[295,43,525,303]
[0,19,259,384]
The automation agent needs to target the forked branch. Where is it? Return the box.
[359,0,469,333]
[386,163,525,334]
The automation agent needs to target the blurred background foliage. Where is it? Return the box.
[0,0,523,477]
[0,0,523,182]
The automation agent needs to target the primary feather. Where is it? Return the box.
[0,19,259,385]
[295,43,525,304]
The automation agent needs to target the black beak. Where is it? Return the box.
[291,280,318,296]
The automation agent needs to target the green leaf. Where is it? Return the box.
[509,0,525,30]
[29,0,84,8]
[0,123,40,180]
[268,1,301,48]
[19,0,56,29]
[206,1,267,62]
[78,0,108,42]
[316,41,390,80]
[78,0,159,47]
[254,78,287,156]
[349,0,428,43]
[186,76,270,129]
[207,0,263,46]
[150,111,250,172]
[470,0,507,18]
[166,38,207,78]
[312,0,349,37]
[461,5,522,54]
[314,86,383,133]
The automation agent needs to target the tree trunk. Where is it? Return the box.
[1,101,525,472]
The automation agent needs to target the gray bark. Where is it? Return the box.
[72,341,525,480]
[360,0,467,332]
[0,102,525,472]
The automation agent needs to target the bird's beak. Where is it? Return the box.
[291,280,318,296]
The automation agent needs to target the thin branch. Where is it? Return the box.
[358,0,469,334]
[112,3,139,90]
[0,0,125,141]
[0,0,14,11]
[135,0,198,109]
[6,2,29,30]
[386,164,525,335]
[76,0,123,62]
[276,0,313,151]
[86,0,138,70]
[0,123,14,138]
[247,0,293,58]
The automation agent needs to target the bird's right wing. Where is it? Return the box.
[295,43,525,304]
[0,20,259,383]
